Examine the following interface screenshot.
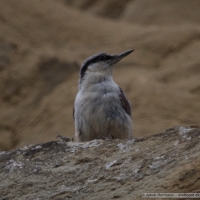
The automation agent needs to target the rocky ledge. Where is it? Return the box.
[0,126,200,199]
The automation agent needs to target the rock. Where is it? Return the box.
[0,126,200,199]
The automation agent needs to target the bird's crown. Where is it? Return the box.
[80,52,114,78]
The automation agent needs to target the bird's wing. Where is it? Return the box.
[73,106,75,119]
[119,87,131,116]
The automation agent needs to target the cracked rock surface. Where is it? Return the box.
[1,126,200,199]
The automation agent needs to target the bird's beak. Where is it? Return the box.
[110,49,134,65]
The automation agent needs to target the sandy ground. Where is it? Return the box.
[0,0,200,150]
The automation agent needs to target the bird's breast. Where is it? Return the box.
[75,81,125,120]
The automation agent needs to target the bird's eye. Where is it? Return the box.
[98,55,111,62]
[99,56,105,62]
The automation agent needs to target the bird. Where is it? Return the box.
[73,49,134,142]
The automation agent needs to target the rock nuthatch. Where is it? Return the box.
[74,49,134,142]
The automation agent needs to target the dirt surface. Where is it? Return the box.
[0,126,200,199]
[63,0,200,25]
[0,0,200,150]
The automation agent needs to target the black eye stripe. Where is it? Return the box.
[80,53,114,78]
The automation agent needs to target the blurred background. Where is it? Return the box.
[0,0,200,150]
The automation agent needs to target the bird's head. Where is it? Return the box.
[80,49,134,80]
